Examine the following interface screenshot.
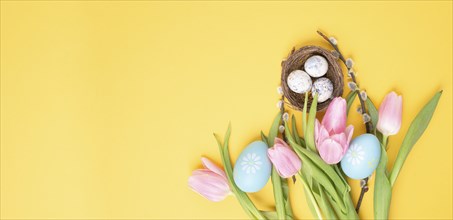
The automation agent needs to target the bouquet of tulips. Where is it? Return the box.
[188,32,442,220]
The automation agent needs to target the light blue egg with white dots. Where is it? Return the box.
[341,134,381,180]
[233,141,272,193]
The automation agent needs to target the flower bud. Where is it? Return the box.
[268,138,302,178]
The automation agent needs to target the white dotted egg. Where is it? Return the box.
[287,70,312,94]
[312,77,333,102]
[304,55,329,77]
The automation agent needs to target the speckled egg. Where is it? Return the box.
[304,55,329,77]
[341,134,381,180]
[287,70,312,94]
[233,141,272,192]
[311,77,333,102]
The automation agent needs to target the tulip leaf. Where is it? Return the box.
[281,178,294,219]
[317,185,338,219]
[326,186,359,219]
[260,211,293,220]
[389,90,442,187]
[365,97,379,132]
[271,169,286,220]
[291,115,302,146]
[285,123,347,194]
[305,94,318,152]
[374,142,392,220]
[261,131,269,146]
[267,112,287,220]
[300,173,323,219]
[285,124,347,213]
[299,152,347,213]
[268,112,282,146]
[260,211,278,219]
[346,91,357,114]
[214,125,265,219]
[334,164,350,193]
[303,92,309,138]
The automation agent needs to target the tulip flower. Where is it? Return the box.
[315,97,354,164]
[268,138,302,178]
[188,157,231,202]
[377,92,403,137]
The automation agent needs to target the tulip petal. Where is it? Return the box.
[317,138,344,164]
[268,140,302,178]
[315,121,330,147]
[344,125,354,153]
[322,97,347,134]
[188,172,230,202]
[274,137,289,148]
[330,133,347,149]
[201,157,227,180]
[377,92,403,136]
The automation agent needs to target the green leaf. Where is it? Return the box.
[299,173,323,220]
[317,186,338,219]
[325,186,359,220]
[261,131,269,145]
[267,112,286,220]
[281,178,293,219]
[291,115,302,146]
[260,211,293,220]
[299,152,347,213]
[271,170,286,220]
[374,140,392,220]
[285,124,348,213]
[285,124,347,194]
[302,92,309,138]
[334,164,350,193]
[305,94,318,152]
[268,112,282,146]
[365,97,379,132]
[389,90,442,186]
[346,91,357,114]
[214,125,265,219]
[260,211,278,220]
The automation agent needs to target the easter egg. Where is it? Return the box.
[304,55,329,77]
[311,77,333,102]
[341,134,381,180]
[287,70,312,94]
[233,141,272,192]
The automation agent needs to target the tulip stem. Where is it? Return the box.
[317,30,373,213]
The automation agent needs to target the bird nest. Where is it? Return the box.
[281,45,344,112]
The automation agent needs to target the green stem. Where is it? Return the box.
[300,174,323,220]
[271,169,286,219]
[383,136,388,150]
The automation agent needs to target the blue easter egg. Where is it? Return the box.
[341,134,381,180]
[233,141,272,192]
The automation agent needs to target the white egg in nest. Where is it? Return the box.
[312,77,333,102]
[287,70,312,94]
[304,55,329,77]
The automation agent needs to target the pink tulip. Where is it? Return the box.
[315,97,354,164]
[188,157,231,202]
[268,138,302,178]
[377,92,403,136]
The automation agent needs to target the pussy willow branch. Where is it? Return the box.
[317,30,372,213]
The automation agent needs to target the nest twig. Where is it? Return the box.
[281,46,344,112]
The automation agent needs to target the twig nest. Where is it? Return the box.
[281,46,344,111]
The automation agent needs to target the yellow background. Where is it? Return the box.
[1,1,452,219]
